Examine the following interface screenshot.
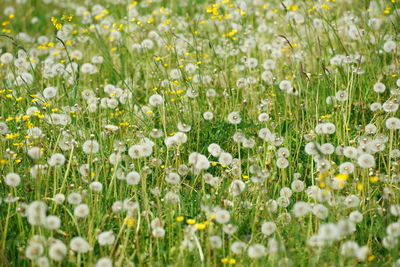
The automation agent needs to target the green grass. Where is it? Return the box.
[0,0,399,266]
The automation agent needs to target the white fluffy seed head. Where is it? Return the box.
[5,172,21,187]
[70,237,90,253]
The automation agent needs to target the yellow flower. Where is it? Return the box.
[186,219,196,225]
[369,176,379,183]
[176,216,184,222]
[357,183,363,191]
[195,223,206,230]
[125,217,135,227]
[318,171,330,180]
[335,173,349,180]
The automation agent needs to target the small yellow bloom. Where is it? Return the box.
[186,219,196,225]
[335,173,349,180]
[357,183,363,191]
[369,176,379,183]
[124,217,135,227]
[176,216,184,222]
[195,223,206,230]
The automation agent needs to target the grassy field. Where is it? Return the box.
[0,0,399,266]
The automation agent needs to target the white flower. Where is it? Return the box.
[203,111,214,120]
[126,171,141,185]
[322,123,336,134]
[227,112,241,124]
[25,242,44,259]
[67,192,82,205]
[45,215,61,230]
[339,162,355,174]
[357,153,375,168]
[28,147,43,160]
[305,142,320,155]
[385,117,400,130]
[383,40,396,53]
[373,82,386,93]
[318,223,340,241]
[312,204,329,219]
[276,157,289,169]
[340,241,359,258]
[291,180,305,192]
[231,241,246,255]
[0,52,14,64]
[280,187,292,198]
[36,256,49,267]
[27,201,47,226]
[165,192,180,203]
[177,122,191,132]
[70,237,90,253]
[215,209,230,224]
[53,194,65,204]
[0,122,9,134]
[279,80,292,90]
[128,144,153,158]
[81,63,97,74]
[82,140,100,154]
[293,201,309,217]
[188,152,210,172]
[387,222,400,237]
[320,143,334,155]
[5,172,20,187]
[95,258,113,267]
[261,221,277,236]
[49,240,67,261]
[218,152,233,165]
[229,180,245,196]
[149,94,164,106]
[208,143,222,157]
[263,59,275,70]
[248,244,266,258]
[209,236,222,249]
[345,194,360,208]
[152,227,166,238]
[48,153,66,166]
[349,211,363,223]
[43,86,58,98]
[165,172,181,185]
[74,204,90,218]
[141,39,154,49]
[390,205,400,216]
[258,112,269,122]
[98,231,115,246]
[335,90,348,101]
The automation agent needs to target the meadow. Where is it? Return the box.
[0,0,399,266]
